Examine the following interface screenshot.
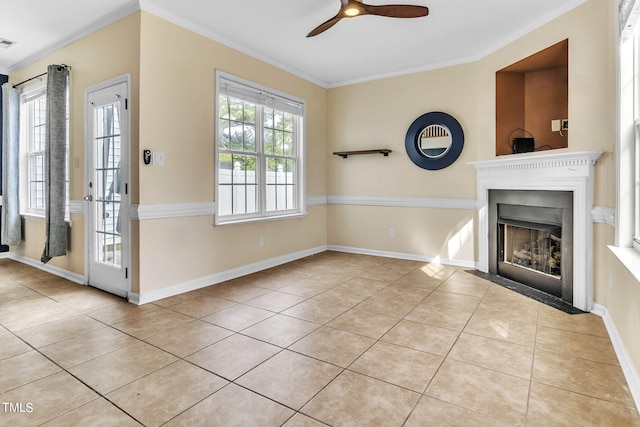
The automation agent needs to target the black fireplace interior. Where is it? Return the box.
[489,190,573,304]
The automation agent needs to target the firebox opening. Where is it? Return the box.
[488,190,573,305]
[500,222,561,278]
[498,220,563,298]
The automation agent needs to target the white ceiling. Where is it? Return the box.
[0,0,587,88]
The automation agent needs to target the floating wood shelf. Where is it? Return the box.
[333,149,392,158]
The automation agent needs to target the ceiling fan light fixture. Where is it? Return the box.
[306,0,429,37]
[344,7,361,17]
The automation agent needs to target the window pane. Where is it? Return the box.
[219,119,230,149]
[244,102,256,124]
[283,132,294,156]
[218,154,258,215]
[284,113,293,132]
[275,131,284,155]
[22,90,70,214]
[244,124,256,152]
[266,157,295,212]
[29,153,45,209]
[264,108,274,128]
[229,122,244,151]
[264,108,294,157]
[220,98,257,154]
[264,128,274,154]
[219,95,230,119]
[229,98,244,122]
[274,110,284,130]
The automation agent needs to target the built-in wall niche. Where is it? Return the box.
[496,39,568,156]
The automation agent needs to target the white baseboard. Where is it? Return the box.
[129,245,328,305]
[327,245,478,269]
[131,244,477,304]
[5,244,475,305]
[592,303,640,414]
[4,252,85,285]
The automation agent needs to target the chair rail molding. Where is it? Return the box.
[130,202,216,220]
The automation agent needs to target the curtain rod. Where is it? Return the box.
[12,64,71,88]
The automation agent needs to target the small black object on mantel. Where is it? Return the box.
[333,149,392,158]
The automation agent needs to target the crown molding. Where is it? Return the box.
[6,1,140,74]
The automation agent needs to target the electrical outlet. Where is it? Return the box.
[561,119,569,130]
[258,236,264,247]
[389,228,395,238]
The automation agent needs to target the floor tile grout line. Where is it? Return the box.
[3,254,634,425]
[522,301,541,427]
[151,263,451,425]
[0,322,145,425]
[416,274,529,424]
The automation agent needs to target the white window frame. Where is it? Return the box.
[19,82,70,220]
[635,118,640,251]
[214,71,306,225]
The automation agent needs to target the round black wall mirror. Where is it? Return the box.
[405,112,464,170]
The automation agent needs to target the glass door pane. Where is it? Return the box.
[94,103,121,267]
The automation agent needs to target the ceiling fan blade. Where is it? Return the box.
[307,15,343,37]
[361,4,429,19]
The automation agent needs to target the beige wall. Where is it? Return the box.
[328,206,476,265]
[606,249,640,373]
[7,11,329,295]
[326,0,616,266]
[327,0,640,382]
[326,62,479,264]
[5,0,638,379]
[7,12,142,276]
[135,13,328,294]
[328,62,479,199]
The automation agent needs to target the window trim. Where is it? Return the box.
[634,118,640,250]
[614,0,640,281]
[214,71,306,225]
[630,28,640,253]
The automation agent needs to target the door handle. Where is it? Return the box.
[83,195,93,201]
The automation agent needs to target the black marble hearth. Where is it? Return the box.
[466,270,585,314]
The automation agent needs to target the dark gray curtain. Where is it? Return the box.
[1,82,21,246]
[41,65,69,263]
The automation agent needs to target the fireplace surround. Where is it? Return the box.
[489,189,573,303]
[471,151,602,311]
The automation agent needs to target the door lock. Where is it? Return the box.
[83,195,93,201]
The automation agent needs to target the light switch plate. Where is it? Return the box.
[152,151,165,166]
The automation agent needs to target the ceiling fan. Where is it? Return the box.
[307,0,429,37]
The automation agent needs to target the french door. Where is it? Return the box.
[84,77,130,298]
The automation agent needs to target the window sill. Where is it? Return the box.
[608,245,640,283]
[22,212,45,222]
[21,213,73,226]
[215,212,308,226]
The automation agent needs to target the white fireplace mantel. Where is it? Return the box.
[470,150,603,312]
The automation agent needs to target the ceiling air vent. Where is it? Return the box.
[0,38,17,48]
